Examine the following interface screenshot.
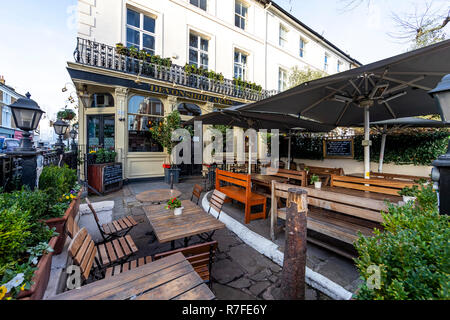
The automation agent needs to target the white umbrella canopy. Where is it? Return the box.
[241,40,450,178]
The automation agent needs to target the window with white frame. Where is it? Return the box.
[2,106,12,128]
[126,8,156,55]
[235,0,248,30]
[324,53,330,72]
[337,60,343,72]
[279,25,288,48]
[299,38,306,58]
[190,0,207,11]
[278,68,288,92]
[234,50,248,80]
[189,32,209,69]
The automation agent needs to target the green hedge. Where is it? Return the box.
[281,132,449,166]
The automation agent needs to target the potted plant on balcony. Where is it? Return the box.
[149,111,183,184]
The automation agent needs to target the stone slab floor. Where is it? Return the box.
[86,176,362,300]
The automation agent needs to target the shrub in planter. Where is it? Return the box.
[354,184,450,300]
[39,165,77,203]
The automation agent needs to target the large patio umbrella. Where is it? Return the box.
[240,40,450,178]
[357,117,450,172]
[185,106,335,173]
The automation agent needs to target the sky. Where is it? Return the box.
[0,0,448,139]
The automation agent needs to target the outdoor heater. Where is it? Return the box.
[54,119,70,155]
[429,74,450,215]
[7,92,45,189]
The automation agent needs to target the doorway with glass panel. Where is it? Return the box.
[87,115,115,151]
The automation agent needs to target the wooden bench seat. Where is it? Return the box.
[271,181,389,258]
[331,174,418,196]
[216,169,267,224]
[105,256,153,278]
[263,167,307,186]
[368,172,431,183]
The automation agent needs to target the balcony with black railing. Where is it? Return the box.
[73,37,278,102]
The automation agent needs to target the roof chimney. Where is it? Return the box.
[0,75,4,85]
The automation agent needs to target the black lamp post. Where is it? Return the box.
[54,119,69,155]
[70,128,78,151]
[429,74,450,215]
[7,92,45,189]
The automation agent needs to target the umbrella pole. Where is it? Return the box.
[364,106,371,179]
[378,124,388,173]
[287,132,292,170]
[248,140,252,175]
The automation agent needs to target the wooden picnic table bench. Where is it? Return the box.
[50,252,215,300]
[300,165,344,186]
[216,169,267,224]
[349,172,431,183]
[271,181,395,259]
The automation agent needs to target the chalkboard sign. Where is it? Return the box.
[323,139,354,159]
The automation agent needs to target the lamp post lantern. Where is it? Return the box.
[54,119,69,155]
[7,92,45,189]
[429,74,450,215]
[70,128,78,151]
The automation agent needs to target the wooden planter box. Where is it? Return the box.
[45,189,83,255]
[16,236,58,300]
[88,163,123,195]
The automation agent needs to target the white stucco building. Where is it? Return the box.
[70,0,360,180]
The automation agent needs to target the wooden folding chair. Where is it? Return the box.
[85,198,138,242]
[191,184,204,205]
[153,241,218,287]
[198,190,226,242]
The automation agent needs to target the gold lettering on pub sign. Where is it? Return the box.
[148,84,234,106]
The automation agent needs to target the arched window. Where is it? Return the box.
[177,103,202,117]
[128,96,164,152]
[90,93,115,108]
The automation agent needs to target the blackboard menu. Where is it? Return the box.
[103,163,123,186]
[323,139,354,159]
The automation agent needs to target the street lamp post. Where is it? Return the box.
[429,74,450,215]
[7,92,45,190]
[53,119,69,156]
[70,128,78,152]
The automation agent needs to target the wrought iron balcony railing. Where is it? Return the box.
[73,37,278,102]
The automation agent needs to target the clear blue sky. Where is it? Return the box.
[0,0,448,121]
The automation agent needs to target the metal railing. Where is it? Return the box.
[73,37,278,102]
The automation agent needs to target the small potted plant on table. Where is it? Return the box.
[166,197,183,216]
[310,174,322,189]
[398,185,419,203]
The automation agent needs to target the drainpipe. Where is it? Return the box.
[264,2,272,90]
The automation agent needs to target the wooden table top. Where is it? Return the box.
[144,200,226,243]
[136,189,182,203]
[304,185,402,203]
[50,253,215,300]
[251,174,288,186]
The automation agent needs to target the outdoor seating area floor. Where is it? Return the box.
[84,176,362,300]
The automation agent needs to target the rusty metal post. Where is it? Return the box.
[280,188,308,300]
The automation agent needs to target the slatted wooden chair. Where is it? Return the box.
[66,216,139,268]
[198,190,227,242]
[105,256,153,278]
[191,184,204,205]
[153,241,218,287]
[85,198,138,242]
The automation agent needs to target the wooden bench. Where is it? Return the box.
[263,167,307,186]
[154,241,218,285]
[216,169,267,224]
[331,174,418,196]
[271,181,389,259]
[368,172,431,183]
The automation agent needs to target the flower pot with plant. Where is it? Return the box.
[398,185,419,204]
[165,197,183,216]
[310,174,322,189]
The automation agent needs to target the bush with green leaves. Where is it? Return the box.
[354,184,450,300]
[39,165,77,203]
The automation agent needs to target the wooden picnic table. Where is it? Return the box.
[144,200,225,249]
[304,185,402,203]
[136,188,182,203]
[251,173,288,188]
[50,253,215,300]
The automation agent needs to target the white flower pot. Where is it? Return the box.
[314,181,322,189]
[174,207,184,216]
[403,196,416,203]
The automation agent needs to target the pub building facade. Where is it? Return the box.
[70,0,360,180]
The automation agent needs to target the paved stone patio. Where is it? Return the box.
[85,176,362,300]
